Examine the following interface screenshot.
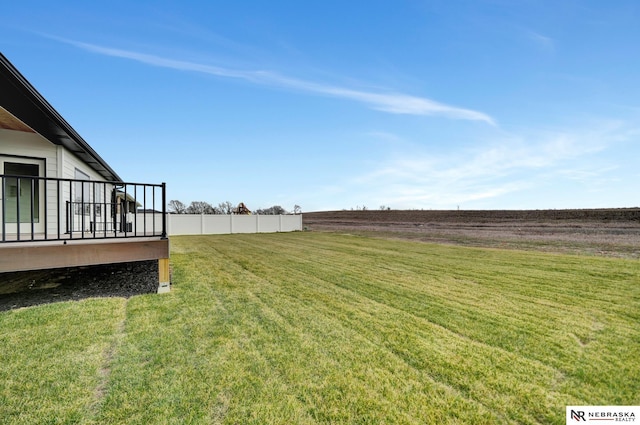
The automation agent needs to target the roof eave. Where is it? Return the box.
[0,53,122,182]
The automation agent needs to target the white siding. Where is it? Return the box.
[1,130,57,235]
[59,147,106,182]
[1,129,111,236]
[0,129,57,175]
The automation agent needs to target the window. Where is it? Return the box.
[3,162,40,223]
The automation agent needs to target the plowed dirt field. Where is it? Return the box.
[303,209,640,258]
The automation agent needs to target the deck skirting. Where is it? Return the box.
[0,238,169,273]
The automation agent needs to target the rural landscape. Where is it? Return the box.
[304,208,640,258]
[3,1,640,424]
[1,209,639,424]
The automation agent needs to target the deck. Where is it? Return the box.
[1,175,170,291]
[0,237,169,273]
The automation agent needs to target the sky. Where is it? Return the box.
[2,1,639,212]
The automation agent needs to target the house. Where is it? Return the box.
[0,53,170,293]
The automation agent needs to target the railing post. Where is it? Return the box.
[161,182,167,239]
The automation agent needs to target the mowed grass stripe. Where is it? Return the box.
[197,235,572,423]
[171,236,502,423]
[219,234,638,374]
[0,298,127,424]
[99,241,485,424]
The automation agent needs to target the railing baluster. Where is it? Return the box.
[124,184,128,237]
[16,177,21,241]
[57,180,61,240]
[91,181,95,238]
[152,185,156,236]
[143,185,147,236]
[1,176,5,242]
[103,182,107,238]
[30,178,35,240]
[134,185,137,237]
[69,180,73,239]
[44,176,48,240]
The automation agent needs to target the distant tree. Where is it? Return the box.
[187,201,215,214]
[255,205,286,215]
[218,201,234,215]
[293,205,302,214]
[168,199,187,214]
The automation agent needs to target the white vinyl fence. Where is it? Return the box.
[164,214,302,236]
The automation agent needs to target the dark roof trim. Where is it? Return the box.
[0,53,122,182]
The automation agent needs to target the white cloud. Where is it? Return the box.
[346,120,636,209]
[56,37,495,125]
[526,30,555,51]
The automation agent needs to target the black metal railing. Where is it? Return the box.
[0,174,166,242]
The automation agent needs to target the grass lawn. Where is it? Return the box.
[1,233,639,424]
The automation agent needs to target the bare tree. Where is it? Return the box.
[255,205,286,215]
[293,204,302,214]
[218,201,234,215]
[187,201,215,214]
[168,199,187,214]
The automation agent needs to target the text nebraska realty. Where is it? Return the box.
[571,409,636,421]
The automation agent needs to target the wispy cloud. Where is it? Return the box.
[345,120,634,209]
[56,37,495,125]
[525,29,554,52]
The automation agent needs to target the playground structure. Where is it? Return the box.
[234,202,251,215]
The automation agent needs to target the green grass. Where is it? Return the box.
[1,233,639,424]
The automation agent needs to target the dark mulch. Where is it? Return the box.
[0,260,159,312]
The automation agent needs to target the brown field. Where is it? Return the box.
[303,208,640,258]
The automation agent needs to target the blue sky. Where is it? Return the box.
[2,1,639,212]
